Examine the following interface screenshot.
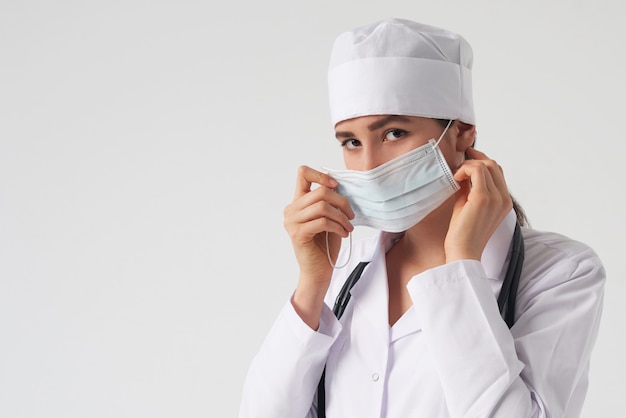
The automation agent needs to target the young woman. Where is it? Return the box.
[240,19,605,418]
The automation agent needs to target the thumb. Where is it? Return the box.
[453,179,470,212]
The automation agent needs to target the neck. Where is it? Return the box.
[405,197,454,252]
[386,196,455,274]
[385,196,456,327]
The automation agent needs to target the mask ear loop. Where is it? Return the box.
[326,231,352,269]
[433,119,454,148]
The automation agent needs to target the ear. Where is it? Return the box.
[454,121,476,152]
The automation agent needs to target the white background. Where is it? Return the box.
[1,0,624,417]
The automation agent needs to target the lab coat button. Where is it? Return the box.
[371,373,379,382]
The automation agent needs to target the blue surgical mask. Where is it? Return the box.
[324,120,459,233]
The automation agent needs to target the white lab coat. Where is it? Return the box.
[239,211,605,417]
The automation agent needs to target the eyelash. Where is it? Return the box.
[341,139,361,149]
[340,128,409,149]
[384,129,408,141]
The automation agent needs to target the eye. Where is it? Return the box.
[384,129,408,142]
[341,138,361,150]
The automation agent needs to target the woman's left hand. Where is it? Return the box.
[444,147,513,262]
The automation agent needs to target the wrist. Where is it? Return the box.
[444,247,482,263]
[292,279,329,330]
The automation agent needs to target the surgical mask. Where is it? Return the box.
[324,120,460,234]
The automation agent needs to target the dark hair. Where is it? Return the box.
[436,119,529,227]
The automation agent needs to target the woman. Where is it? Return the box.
[240,19,604,417]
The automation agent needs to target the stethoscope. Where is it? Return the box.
[317,222,525,417]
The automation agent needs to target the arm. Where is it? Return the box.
[239,299,342,418]
[284,165,354,330]
[407,240,605,417]
[427,148,604,416]
[239,166,354,417]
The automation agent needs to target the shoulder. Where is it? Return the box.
[518,227,605,304]
[522,228,603,274]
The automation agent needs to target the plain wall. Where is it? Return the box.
[1,0,624,416]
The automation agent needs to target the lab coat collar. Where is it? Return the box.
[349,231,423,341]
[342,210,516,342]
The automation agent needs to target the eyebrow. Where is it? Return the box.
[335,115,413,139]
[367,115,412,130]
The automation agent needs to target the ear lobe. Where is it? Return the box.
[454,121,476,152]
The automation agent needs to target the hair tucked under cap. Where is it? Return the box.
[328,18,475,126]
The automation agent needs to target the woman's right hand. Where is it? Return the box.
[283,165,354,329]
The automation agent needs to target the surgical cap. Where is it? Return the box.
[328,18,475,126]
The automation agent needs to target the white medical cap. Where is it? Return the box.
[328,18,475,126]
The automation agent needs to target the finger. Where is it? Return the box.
[465,147,488,160]
[465,148,508,193]
[452,177,470,210]
[290,216,352,243]
[290,185,355,220]
[290,199,354,234]
[309,216,352,239]
[467,153,510,200]
[454,160,492,193]
[483,160,509,200]
[294,165,338,199]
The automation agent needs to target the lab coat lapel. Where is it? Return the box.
[349,237,390,345]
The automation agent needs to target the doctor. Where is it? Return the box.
[239,19,605,417]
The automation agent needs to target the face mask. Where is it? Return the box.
[324,120,460,234]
